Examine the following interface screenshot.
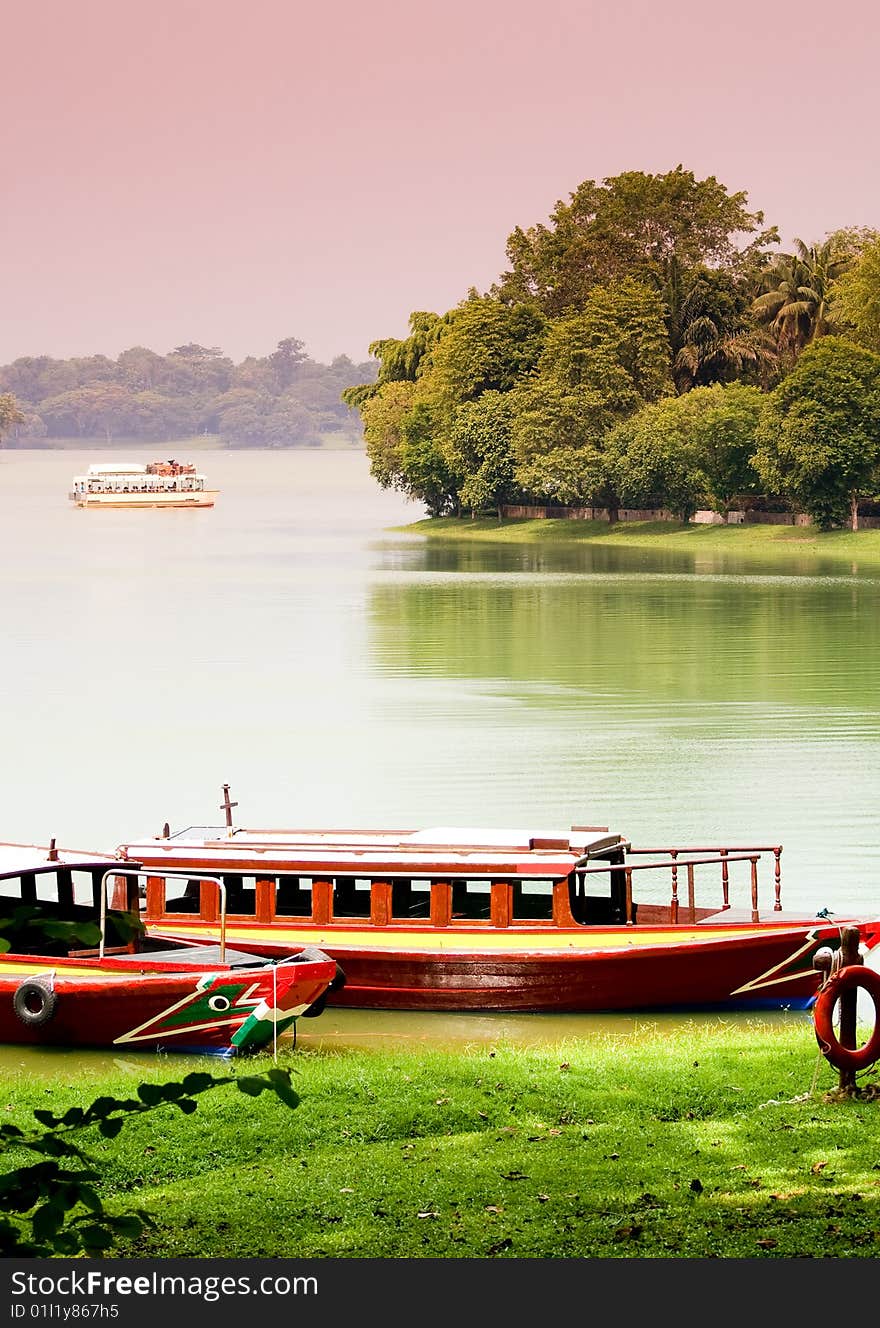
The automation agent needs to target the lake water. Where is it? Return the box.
[2,445,879,1057]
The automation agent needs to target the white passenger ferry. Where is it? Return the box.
[70,460,218,509]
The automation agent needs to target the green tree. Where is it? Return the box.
[831,237,880,352]
[665,265,776,392]
[360,380,417,491]
[515,445,611,508]
[398,401,458,515]
[605,398,711,522]
[752,238,852,365]
[446,392,515,518]
[268,337,309,391]
[342,312,448,411]
[499,166,776,314]
[0,393,25,444]
[753,338,880,529]
[427,297,546,423]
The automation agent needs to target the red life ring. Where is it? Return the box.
[813,965,880,1072]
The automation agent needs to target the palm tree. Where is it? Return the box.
[752,238,852,364]
[664,264,777,393]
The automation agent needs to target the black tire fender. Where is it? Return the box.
[13,977,58,1028]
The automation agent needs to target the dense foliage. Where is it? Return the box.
[0,338,375,447]
[345,169,880,527]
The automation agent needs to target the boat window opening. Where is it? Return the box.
[71,870,98,908]
[34,871,59,904]
[511,880,554,922]
[274,876,313,917]
[222,874,257,916]
[0,873,28,900]
[452,880,492,922]
[332,876,372,919]
[164,877,203,914]
[391,879,431,920]
[569,869,636,925]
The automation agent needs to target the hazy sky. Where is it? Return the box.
[3,0,879,368]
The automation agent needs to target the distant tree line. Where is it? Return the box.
[344,167,880,530]
[0,338,376,448]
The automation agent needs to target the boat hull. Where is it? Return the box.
[145,919,879,1014]
[72,492,217,509]
[0,954,336,1053]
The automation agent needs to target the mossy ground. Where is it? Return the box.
[3,1022,879,1258]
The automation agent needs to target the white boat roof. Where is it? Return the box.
[118,825,625,876]
[0,842,123,878]
[86,463,149,475]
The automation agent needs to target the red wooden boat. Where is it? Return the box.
[114,789,880,1015]
[0,841,341,1054]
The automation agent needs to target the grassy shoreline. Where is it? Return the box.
[3,1022,878,1258]
[397,517,880,568]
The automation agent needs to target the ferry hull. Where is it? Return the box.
[145,919,877,1014]
[73,492,218,509]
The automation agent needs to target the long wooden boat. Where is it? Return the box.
[0,842,340,1054]
[116,791,880,1014]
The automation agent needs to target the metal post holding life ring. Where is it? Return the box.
[813,964,880,1074]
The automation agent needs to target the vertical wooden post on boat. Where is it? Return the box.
[431,881,451,928]
[312,879,332,926]
[773,847,783,911]
[624,867,633,924]
[669,860,679,923]
[686,863,696,923]
[255,878,274,923]
[370,881,391,928]
[491,881,511,927]
[838,924,861,1094]
[750,857,759,922]
[720,849,730,910]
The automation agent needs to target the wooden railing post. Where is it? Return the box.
[773,847,782,910]
[686,863,696,923]
[750,857,759,922]
[838,925,861,1094]
[624,868,633,925]
[720,849,730,910]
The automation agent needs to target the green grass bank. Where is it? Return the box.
[3,1021,879,1258]
[400,517,880,569]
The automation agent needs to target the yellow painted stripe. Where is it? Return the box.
[150,922,808,953]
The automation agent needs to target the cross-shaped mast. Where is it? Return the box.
[220,783,238,833]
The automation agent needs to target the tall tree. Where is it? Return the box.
[665,264,776,392]
[752,238,852,365]
[831,236,880,352]
[753,338,880,529]
[446,392,515,519]
[0,393,25,444]
[498,167,776,314]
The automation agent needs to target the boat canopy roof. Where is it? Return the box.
[118,825,627,878]
[0,842,123,880]
[86,463,149,475]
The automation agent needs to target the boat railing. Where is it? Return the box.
[576,846,783,924]
[100,869,227,960]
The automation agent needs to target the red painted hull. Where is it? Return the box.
[0,955,337,1053]
[146,919,880,1013]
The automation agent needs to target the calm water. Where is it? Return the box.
[2,446,879,1063]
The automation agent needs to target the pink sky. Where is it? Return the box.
[3,0,879,368]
